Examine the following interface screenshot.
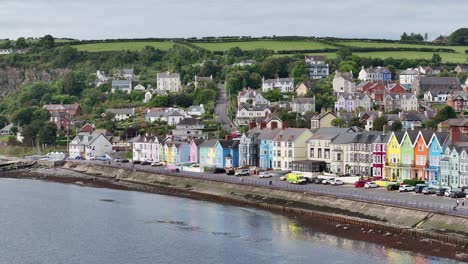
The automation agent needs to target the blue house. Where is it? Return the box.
[425,132,449,185]
[382,68,392,83]
[256,128,281,169]
[214,140,239,169]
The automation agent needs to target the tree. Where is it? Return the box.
[54,46,79,67]
[448,28,468,45]
[15,37,28,49]
[263,89,283,102]
[0,115,8,127]
[38,122,58,145]
[62,71,86,96]
[401,32,408,41]
[331,118,345,127]
[39,34,55,49]
[424,33,429,41]
[349,117,364,128]
[431,53,442,64]
[434,106,457,123]
[373,116,388,131]
[289,61,309,80]
[338,61,358,75]
[391,120,403,131]
[148,95,169,107]
[336,48,352,61]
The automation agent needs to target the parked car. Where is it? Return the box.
[444,190,453,197]
[322,178,335,185]
[414,184,428,193]
[141,161,151,166]
[132,160,141,164]
[422,187,437,195]
[449,191,467,198]
[259,171,272,178]
[234,169,250,177]
[386,184,399,191]
[75,156,85,160]
[151,161,163,167]
[166,168,180,173]
[330,179,344,185]
[312,178,324,184]
[436,188,448,196]
[114,158,123,163]
[399,185,415,192]
[364,182,378,189]
[121,159,129,163]
[354,180,369,188]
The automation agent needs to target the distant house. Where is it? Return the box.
[447,91,468,112]
[291,97,316,114]
[133,84,146,91]
[238,132,260,167]
[95,70,109,87]
[383,93,418,112]
[111,80,132,94]
[295,81,314,96]
[236,104,272,125]
[187,104,205,116]
[214,140,239,169]
[145,108,186,125]
[199,139,218,169]
[144,91,153,103]
[455,65,468,74]
[122,69,135,80]
[423,91,450,103]
[106,108,135,121]
[272,128,313,171]
[262,77,294,93]
[398,111,431,130]
[189,139,205,163]
[305,55,329,79]
[157,72,182,93]
[412,76,461,96]
[43,103,81,130]
[358,66,392,83]
[333,71,355,94]
[237,88,270,106]
[311,111,337,129]
[233,60,256,67]
[69,132,113,159]
[172,118,205,139]
[334,92,372,112]
[399,69,419,88]
[0,123,14,136]
[194,75,213,88]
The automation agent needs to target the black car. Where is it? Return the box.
[141,161,151,166]
[450,191,467,198]
[121,159,129,163]
[386,184,399,191]
[436,188,448,196]
[312,178,324,184]
[132,160,141,164]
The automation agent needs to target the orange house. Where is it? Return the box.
[411,131,432,180]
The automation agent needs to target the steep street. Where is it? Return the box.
[215,83,237,133]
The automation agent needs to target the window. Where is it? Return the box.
[337,153,342,161]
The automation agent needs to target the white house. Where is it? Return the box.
[69,132,113,159]
[187,104,205,116]
[106,108,135,121]
[262,77,294,93]
[233,60,256,67]
[237,88,270,106]
[399,69,419,87]
[144,91,153,103]
[96,70,109,87]
[133,136,167,162]
[157,72,182,93]
[334,93,372,112]
[122,69,135,80]
[134,84,146,91]
[145,108,186,125]
[291,97,316,114]
[333,71,355,94]
[111,80,132,94]
[236,104,272,125]
[305,55,329,79]
[424,91,450,103]
[358,66,391,83]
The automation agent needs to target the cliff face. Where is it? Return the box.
[0,67,65,96]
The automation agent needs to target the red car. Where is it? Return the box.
[354,180,369,188]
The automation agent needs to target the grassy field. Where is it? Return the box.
[72,41,175,52]
[192,40,334,51]
[354,51,466,63]
[338,40,468,53]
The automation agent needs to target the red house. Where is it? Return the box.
[43,103,81,130]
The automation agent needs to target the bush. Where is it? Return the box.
[402,179,425,186]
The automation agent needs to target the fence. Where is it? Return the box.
[71,161,468,218]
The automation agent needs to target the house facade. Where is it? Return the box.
[199,139,218,169]
[383,93,418,112]
[69,132,113,159]
[237,88,270,106]
[238,132,259,167]
[214,140,239,169]
[305,56,329,79]
[157,72,182,93]
[107,108,135,121]
[311,112,337,129]
[334,92,372,112]
[272,128,313,171]
[262,77,294,93]
[291,97,315,114]
[358,66,392,83]
[332,71,355,94]
[111,80,132,94]
[236,104,272,125]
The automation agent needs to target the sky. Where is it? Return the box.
[0,0,467,40]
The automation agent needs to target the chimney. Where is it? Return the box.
[382,124,387,135]
[450,127,461,144]
[249,121,257,130]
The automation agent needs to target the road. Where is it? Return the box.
[80,161,468,218]
[215,83,237,133]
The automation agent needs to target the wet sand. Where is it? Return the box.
[1,168,467,262]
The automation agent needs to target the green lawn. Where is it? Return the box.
[192,40,335,51]
[338,40,468,54]
[72,41,175,52]
[354,51,466,63]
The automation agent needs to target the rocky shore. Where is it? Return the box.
[1,166,467,262]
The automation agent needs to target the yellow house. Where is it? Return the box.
[310,111,337,129]
[296,81,314,96]
[384,132,405,180]
[199,139,218,169]
[164,143,173,164]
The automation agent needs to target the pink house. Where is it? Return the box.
[189,139,204,163]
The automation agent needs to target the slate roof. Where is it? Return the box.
[292,97,315,104]
[308,128,353,141]
[0,123,14,132]
[338,92,370,100]
[239,103,272,111]
[393,131,406,144]
[274,128,310,142]
[217,140,240,149]
[385,93,415,100]
[112,80,132,88]
[158,72,180,78]
[199,139,219,148]
[400,69,418,75]
[176,118,203,126]
[107,108,134,115]
[311,112,337,120]
[305,55,326,61]
[418,77,462,93]
[263,78,293,83]
[250,128,281,141]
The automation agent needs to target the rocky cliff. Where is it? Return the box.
[0,66,65,96]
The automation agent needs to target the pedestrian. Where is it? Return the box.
[463,200,465,206]
[456,199,459,207]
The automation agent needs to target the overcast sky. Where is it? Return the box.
[0,0,466,40]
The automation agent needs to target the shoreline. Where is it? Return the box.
[1,168,467,262]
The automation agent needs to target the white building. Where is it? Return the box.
[145,108,187,125]
[157,72,182,93]
[399,69,419,86]
[305,55,329,79]
[333,71,355,94]
[96,70,109,87]
[69,132,113,159]
[272,128,313,171]
[424,91,450,103]
[187,104,205,116]
[144,91,153,103]
[291,97,316,114]
[134,84,146,91]
[122,69,135,81]
[358,66,391,83]
[262,77,294,93]
[133,136,167,162]
[236,104,272,125]
[106,108,135,121]
[237,88,270,106]
[111,80,132,94]
[334,93,372,112]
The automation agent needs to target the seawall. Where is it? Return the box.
[65,162,468,246]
